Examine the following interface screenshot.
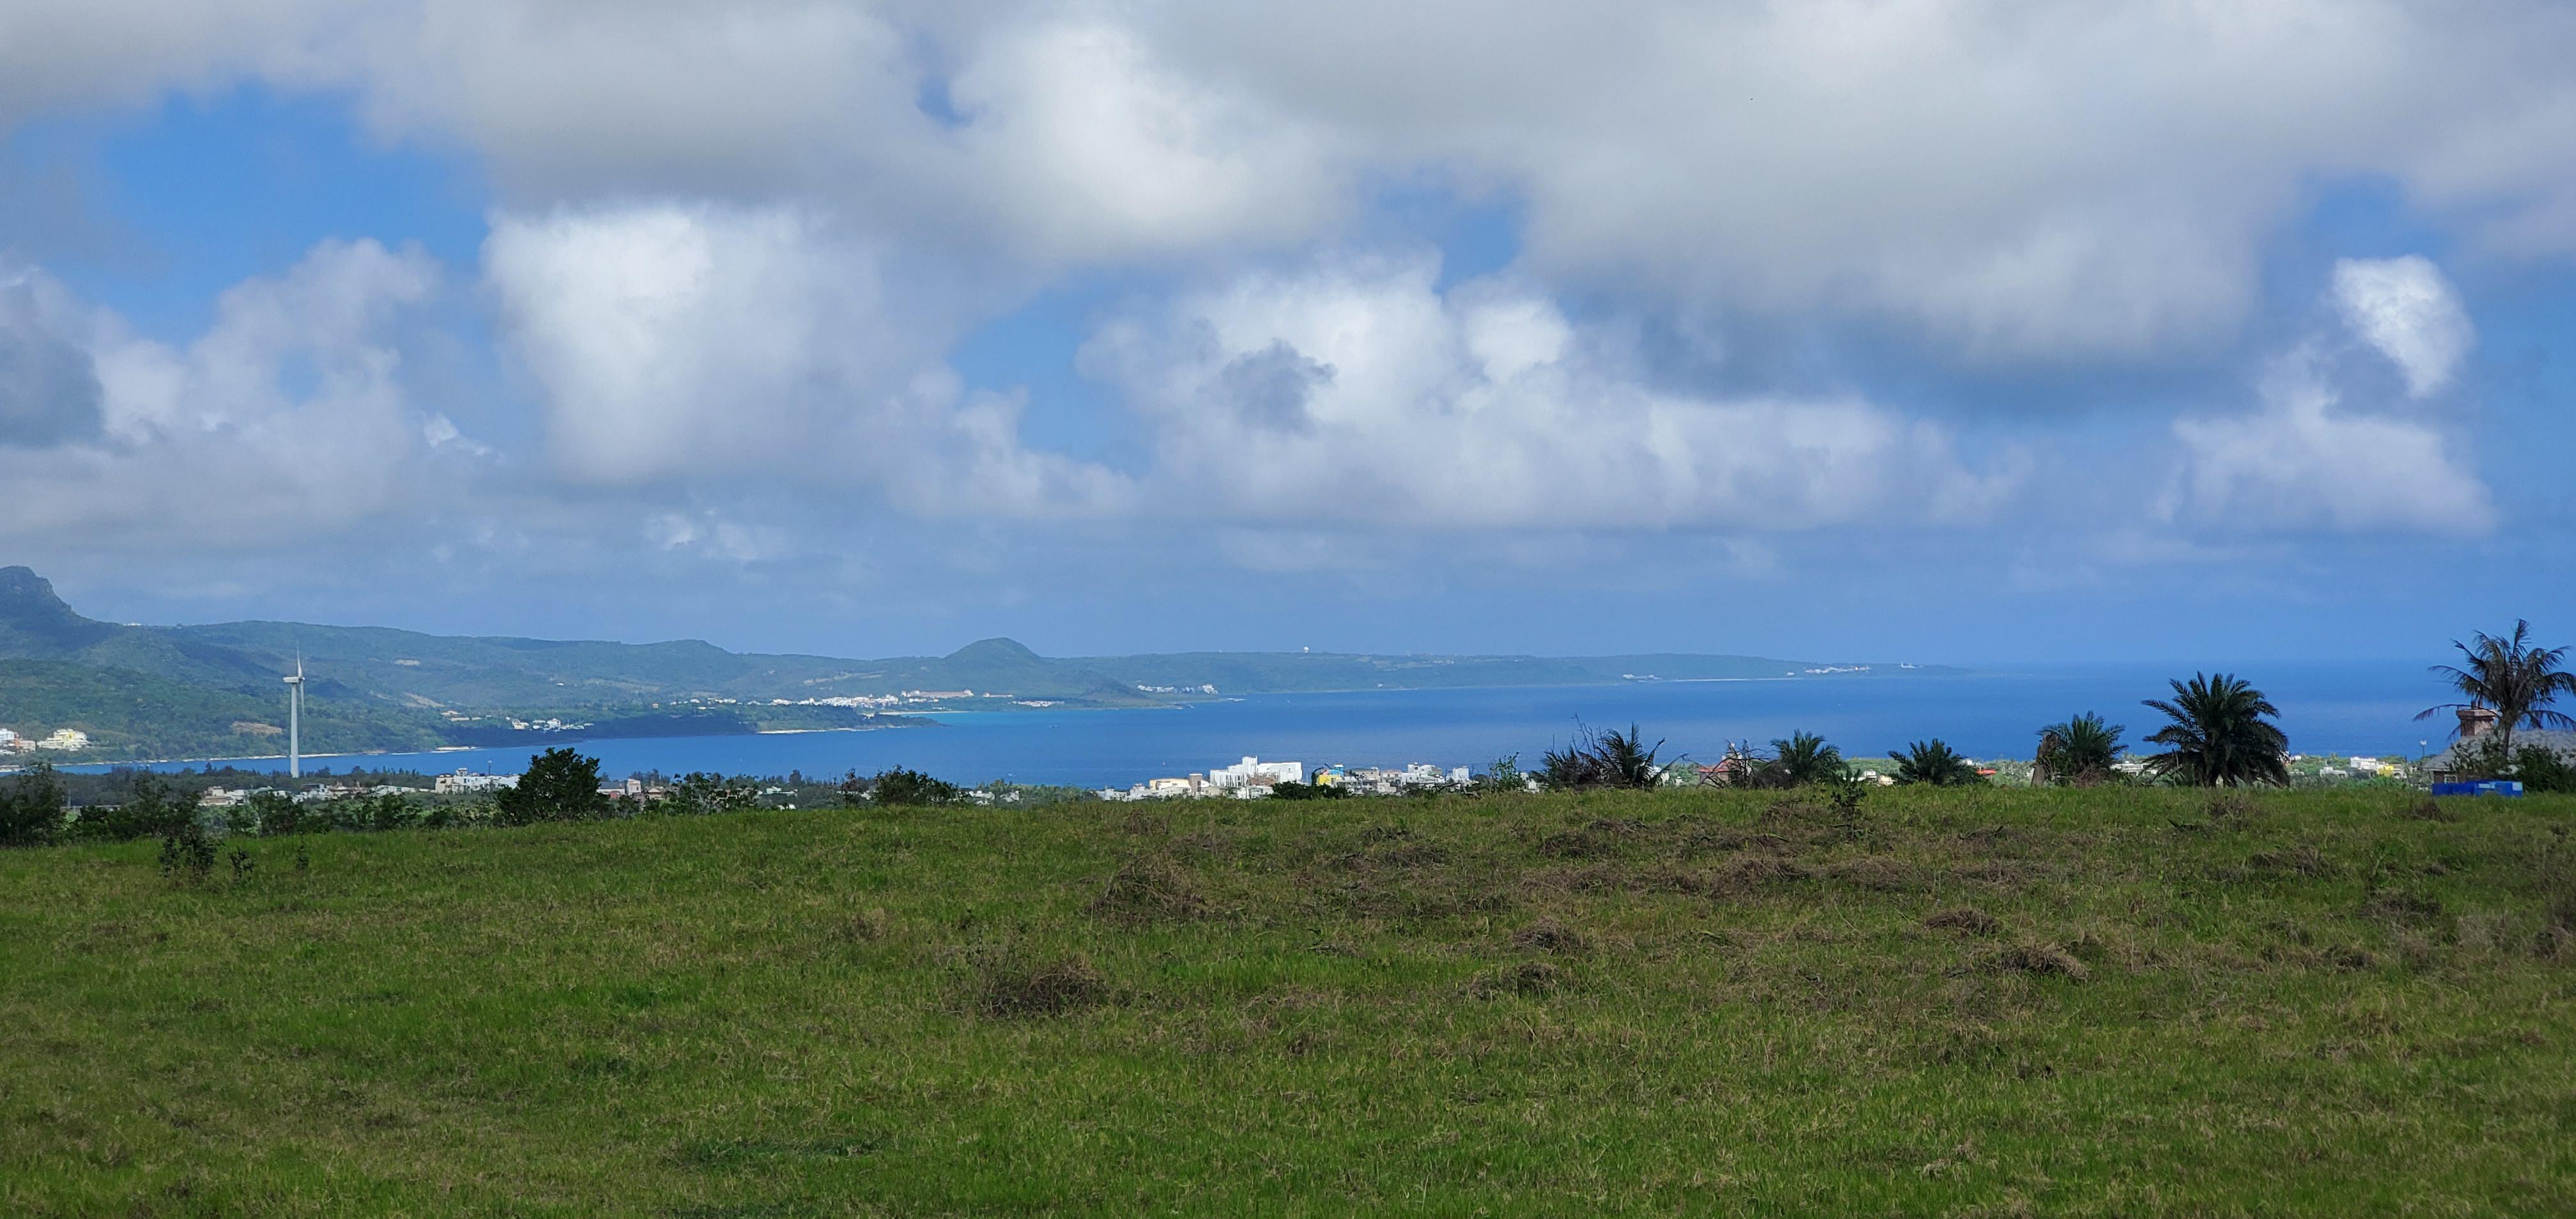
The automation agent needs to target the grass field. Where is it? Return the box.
[4,786,2574,1216]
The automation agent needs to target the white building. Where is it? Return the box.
[37,728,88,751]
[1208,756,1304,788]
[433,770,521,795]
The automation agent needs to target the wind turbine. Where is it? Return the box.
[283,654,305,779]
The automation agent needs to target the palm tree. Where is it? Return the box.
[2034,712,2124,785]
[2142,673,2288,787]
[1890,739,1981,785]
[1541,723,1662,789]
[1770,732,1844,785]
[2418,620,2576,756]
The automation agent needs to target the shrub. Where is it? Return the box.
[247,790,302,836]
[0,763,67,847]
[1267,779,1346,801]
[867,767,962,807]
[158,823,217,884]
[81,774,196,843]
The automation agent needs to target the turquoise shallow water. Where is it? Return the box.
[73,660,2452,787]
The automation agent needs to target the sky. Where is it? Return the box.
[1,1,2572,665]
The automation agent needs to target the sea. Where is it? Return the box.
[66,660,2451,788]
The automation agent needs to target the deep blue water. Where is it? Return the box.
[73,661,2448,787]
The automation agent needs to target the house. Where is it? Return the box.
[37,729,88,751]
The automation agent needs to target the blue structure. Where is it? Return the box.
[2430,780,2524,797]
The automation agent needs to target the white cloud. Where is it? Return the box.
[12,3,2576,366]
[2166,356,2494,536]
[2332,256,2474,396]
[944,19,1343,264]
[0,239,464,551]
[484,201,1130,514]
[1085,253,2021,532]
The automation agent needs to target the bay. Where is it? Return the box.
[73,659,2451,787]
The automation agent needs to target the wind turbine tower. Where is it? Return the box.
[284,656,305,779]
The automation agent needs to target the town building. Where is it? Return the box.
[433,770,521,795]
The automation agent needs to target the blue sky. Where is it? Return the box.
[1,3,2572,666]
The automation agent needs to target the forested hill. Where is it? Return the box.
[0,566,1944,760]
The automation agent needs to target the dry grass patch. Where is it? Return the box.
[1924,906,2003,936]
[1089,853,1210,926]
[974,951,1109,1018]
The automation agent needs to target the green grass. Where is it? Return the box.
[4,787,2573,1216]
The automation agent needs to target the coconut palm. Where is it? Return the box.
[1890,739,1981,785]
[2142,673,2288,787]
[2417,620,2576,756]
[2034,712,2124,785]
[1770,732,1844,786]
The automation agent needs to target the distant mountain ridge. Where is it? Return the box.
[0,567,1948,761]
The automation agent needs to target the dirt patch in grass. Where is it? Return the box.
[2361,888,2446,926]
[1825,855,1920,892]
[2402,797,2460,823]
[2248,843,2338,879]
[974,952,1109,1018]
[1924,906,2003,936]
[1984,942,2089,981]
[841,907,891,943]
[1089,854,1210,926]
[1468,960,1568,999]
[1710,855,1816,895]
[1510,917,1590,954]
[1535,818,1646,859]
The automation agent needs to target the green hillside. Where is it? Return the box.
[0,660,448,760]
[3,785,2571,1215]
[0,566,1941,760]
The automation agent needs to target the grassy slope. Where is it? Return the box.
[3,787,2572,1216]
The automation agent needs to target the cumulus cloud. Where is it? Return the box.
[0,239,466,551]
[12,3,2576,365]
[944,19,1342,263]
[484,202,1130,514]
[2333,256,2474,396]
[1084,253,2021,531]
[2166,356,2494,537]
[0,271,105,447]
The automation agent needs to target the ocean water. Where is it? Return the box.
[80,661,2450,788]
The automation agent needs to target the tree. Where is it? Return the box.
[868,767,962,806]
[0,763,66,847]
[2142,673,2289,787]
[494,748,611,825]
[2418,620,2576,758]
[78,772,194,841]
[1540,723,1663,790]
[2034,712,2125,785]
[1890,739,1981,785]
[1770,732,1844,786]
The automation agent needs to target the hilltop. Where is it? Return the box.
[1,785,2569,1213]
